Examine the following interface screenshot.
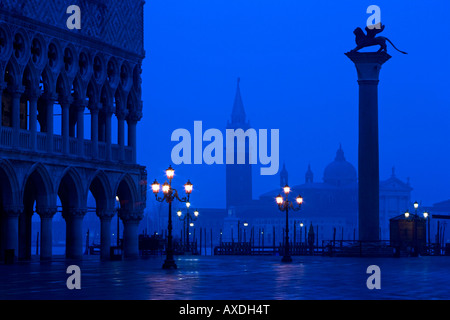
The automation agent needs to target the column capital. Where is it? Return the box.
[36,207,58,219]
[73,99,88,111]
[62,207,87,220]
[116,108,128,120]
[96,209,116,220]
[345,51,391,81]
[3,206,23,217]
[42,91,58,102]
[119,208,143,222]
[9,85,25,97]
[127,110,142,123]
[59,95,74,106]
[88,102,102,114]
[26,88,41,101]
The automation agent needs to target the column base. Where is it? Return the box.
[281,255,292,263]
[162,258,177,269]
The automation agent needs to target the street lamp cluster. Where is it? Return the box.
[404,201,429,257]
[177,202,199,252]
[404,201,429,219]
[275,184,303,263]
[151,165,193,269]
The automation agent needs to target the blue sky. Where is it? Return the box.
[138,0,450,209]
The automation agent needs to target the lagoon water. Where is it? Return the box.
[1,255,449,300]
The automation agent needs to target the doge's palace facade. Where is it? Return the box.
[0,0,147,261]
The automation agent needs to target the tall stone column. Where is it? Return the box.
[11,87,24,147]
[89,102,100,159]
[117,110,127,162]
[18,207,33,260]
[127,118,137,163]
[60,96,73,155]
[3,206,23,258]
[119,209,143,259]
[45,93,57,153]
[28,89,40,151]
[62,208,87,259]
[37,207,57,260]
[97,209,115,260]
[345,51,391,241]
[76,102,86,157]
[0,81,5,129]
[105,110,113,161]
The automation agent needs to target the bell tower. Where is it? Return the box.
[226,78,253,209]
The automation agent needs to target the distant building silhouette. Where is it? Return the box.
[226,78,252,210]
[200,79,413,244]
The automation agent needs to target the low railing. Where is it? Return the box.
[53,135,62,153]
[19,130,31,149]
[36,132,47,151]
[1,127,13,147]
[0,127,135,164]
[69,137,77,154]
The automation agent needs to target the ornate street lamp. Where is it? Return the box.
[152,166,193,269]
[404,201,428,257]
[243,221,249,242]
[275,185,303,263]
[177,202,199,253]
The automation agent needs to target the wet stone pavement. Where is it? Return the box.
[0,255,449,300]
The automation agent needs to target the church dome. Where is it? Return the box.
[323,145,357,186]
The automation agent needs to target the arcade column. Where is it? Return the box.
[345,51,391,241]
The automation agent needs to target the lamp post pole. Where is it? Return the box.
[276,185,303,263]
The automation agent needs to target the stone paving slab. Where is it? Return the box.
[0,255,449,300]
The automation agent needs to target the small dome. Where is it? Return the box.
[323,145,356,186]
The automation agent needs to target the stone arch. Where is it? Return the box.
[4,58,22,89]
[56,72,71,99]
[0,159,20,208]
[41,65,57,95]
[22,162,55,210]
[56,166,85,210]
[72,74,87,103]
[106,56,120,90]
[0,159,20,260]
[87,170,113,213]
[114,173,138,211]
[21,162,55,260]
[118,60,132,92]
[87,78,99,105]
[78,49,92,82]
[22,64,39,92]
[92,53,106,85]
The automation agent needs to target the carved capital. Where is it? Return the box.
[118,208,143,222]
[62,207,87,220]
[3,206,23,217]
[36,207,57,219]
[27,88,41,101]
[88,102,102,114]
[10,85,25,97]
[127,110,143,123]
[96,209,116,220]
[116,108,128,120]
[59,95,74,107]
[42,91,58,103]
